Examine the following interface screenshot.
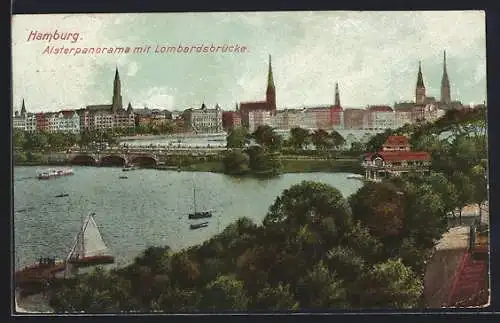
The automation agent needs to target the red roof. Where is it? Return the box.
[384,136,409,146]
[365,151,431,161]
[330,105,343,112]
[368,105,393,112]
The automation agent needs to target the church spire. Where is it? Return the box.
[21,98,26,116]
[441,50,451,104]
[267,54,275,89]
[415,60,426,105]
[416,61,424,87]
[334,82,341,107]
[112,66,123,111]
[266,54,276,111]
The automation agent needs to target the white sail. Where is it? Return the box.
[67,213,109,260]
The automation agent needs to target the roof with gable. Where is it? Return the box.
[368,105,393,112]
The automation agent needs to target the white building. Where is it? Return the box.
[187,103,223,133]
[25,114,37,133]
[248,109,272,132]
[13,99,28,131]
[92,111,115,130]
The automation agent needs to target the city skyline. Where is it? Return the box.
[12,11,486,113]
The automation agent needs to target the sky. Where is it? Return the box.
[12,11,486,113]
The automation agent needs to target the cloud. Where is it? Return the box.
[12,11,486,113]
[126,61,139,77]
[129,86,175,110]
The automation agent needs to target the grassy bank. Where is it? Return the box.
[170,158,362,174]
[280,158,362,174]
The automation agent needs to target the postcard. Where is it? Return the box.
[11,11,489,314]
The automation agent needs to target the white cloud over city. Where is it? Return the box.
[12,11,486,113]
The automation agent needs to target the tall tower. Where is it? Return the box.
[20,98,26,117]
[415,61,426,105]
[266,54,276,111]
[112,66,123,112]
[440,50,451,104]
[334,82,341,107]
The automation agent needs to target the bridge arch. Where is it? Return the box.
[70,154,97,166]
[130,156,157,167]
[99,155,126,166]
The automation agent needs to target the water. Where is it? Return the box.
[13,166,363,270]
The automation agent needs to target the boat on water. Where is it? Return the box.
[55,193,69,198]
[188,183,212,219]
[347,174,364,180]
[37,168,73,180]
[66,212,115,267]
[15,212,114,291]
[122,164,137,171]
[119,176,128,179]
[190,221,209,230]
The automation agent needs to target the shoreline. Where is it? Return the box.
[14,160,364,176]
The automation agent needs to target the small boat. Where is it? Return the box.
[37,168,73,180]
[190,221,209,230]
[119,176,128,179]
[66,212,115,268]
[347,174,364,180]
[188,184,212,219]
[15,257,66,287]
[55,193,69,198]
[122,165,137,172]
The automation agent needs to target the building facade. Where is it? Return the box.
[185,103,223,133]
[362,135,431,181]
[239,55,277,126]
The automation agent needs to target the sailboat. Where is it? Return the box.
[66,212,114,267]
[188,184,212,220]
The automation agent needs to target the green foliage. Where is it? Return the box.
[295,261,348,309]
[251,125,283,152]
[252,283,299,310]
[198,275,249,310]
[289,127,311,149]
[226,127,250,149]
[349,182,405,238]
[264,181,351,233]
[355,258,423,309]
[365,129,393,152]
[222,150,250,175]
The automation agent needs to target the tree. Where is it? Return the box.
[197,274,249,310]
[451,171,475,224]
[330,130,346,150]
[222,150,250,175]
[226,127,250,149]
[311,129,330,150]
[426,173,459,217]
[13,129,26,150]
[264,181,352,235]
[355,258,423,309]
[295,260,348,309]
[349,141,366,155]
[401,182,447,250]
[251,125,282,151]
[365,129,393,152]
[252,283,299,310]
[349,182,405,238]
[289,127,310,150]
[469,164,488,220]
[245,145,281,175]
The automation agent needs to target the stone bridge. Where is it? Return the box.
[50,146,225,167]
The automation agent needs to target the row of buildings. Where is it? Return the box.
[13,51,478,135]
